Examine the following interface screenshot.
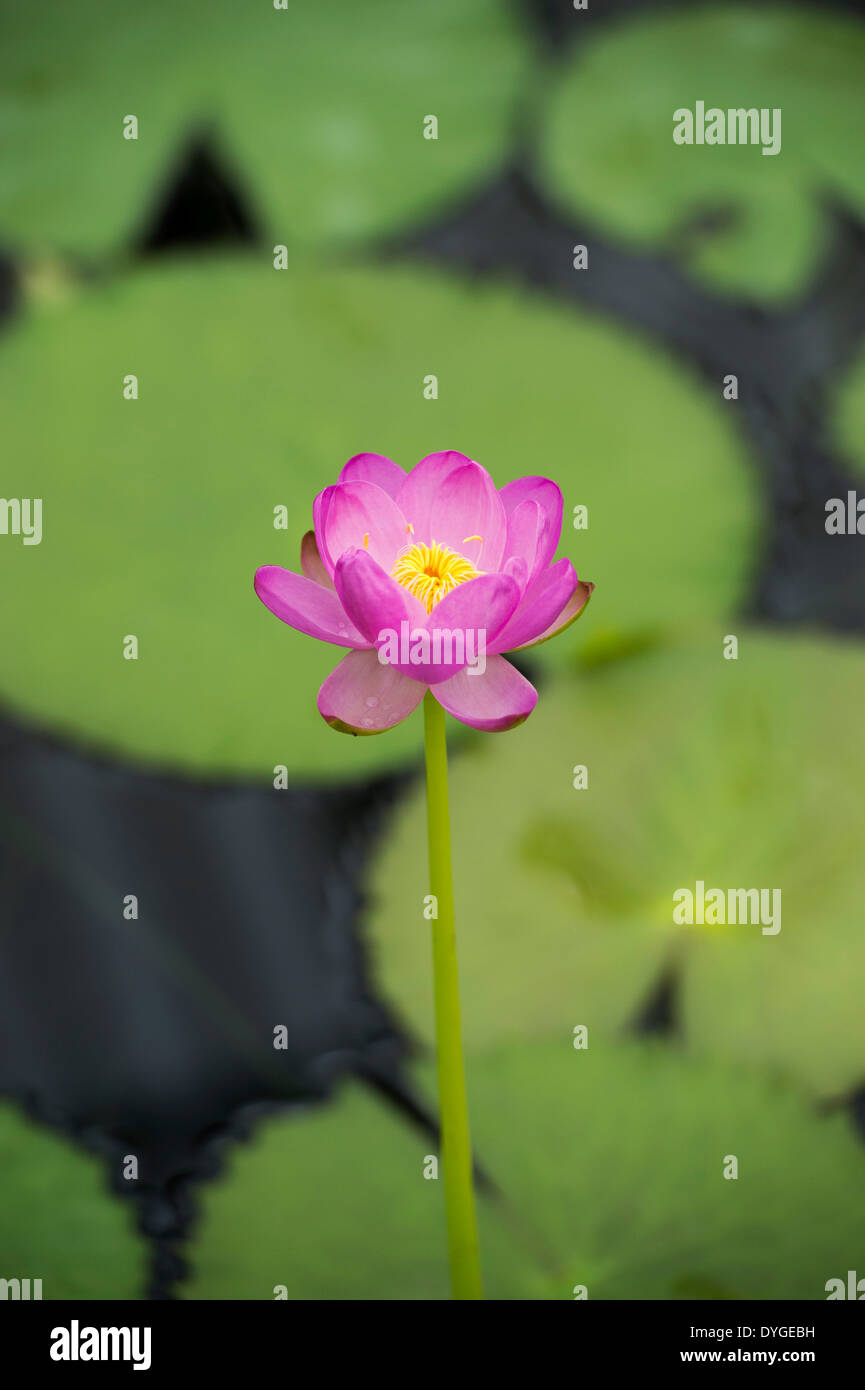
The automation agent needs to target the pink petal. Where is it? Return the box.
[512,579,595,650]
[334,548,426,646]
[490,558,579,654]
[501,499,549,588]
[499,477,563,574]
[318,648,426,734]
[395,451,473,541]
[432,656,538,732]
[254,566,367,647]
[339,453,406,498]
[300,530,335,589]
[427,461,507,570]
[429,570,520,640]
[503,553,528,594]
[321,481,408,574]
[313,486,336,575]
[415,571,520,684]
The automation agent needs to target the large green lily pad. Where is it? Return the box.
[0,257,753,778]
[184,1079,527,1300]
[187,1041,865,1299]
[0,0,528,257]
[0,1103,144,1298]
[367,630,865,1093]
[539,5,865,302]
[464,1042,865,1300]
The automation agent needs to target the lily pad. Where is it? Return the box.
[184,1079,528,1300]
[366,630,865,1093]
[461,1042,865,1300]
[0,257,754,777]
[187,1041,865,1299]
[539,4,865,302]
[0,0,528,258]
[0,1103,144,1298]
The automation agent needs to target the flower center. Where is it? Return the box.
[391,540,481,614]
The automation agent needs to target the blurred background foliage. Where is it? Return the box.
[1,0,864,1300]
[187,1044,865,1301]
[0,0,529,256]
[370,633,865,1094]
[540,4,865,302]
[0,1105,143,1299]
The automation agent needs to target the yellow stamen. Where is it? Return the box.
[362,532,369,549]
[405,522,415,534]
[391,540,481,614]
[462,535,483,544]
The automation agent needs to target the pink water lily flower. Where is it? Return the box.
[255,451,593,735]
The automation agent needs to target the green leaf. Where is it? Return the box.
[539,4,865,303]
[0,258,754,777]
[367,631,865,1092]
[0,1104,144,1299]
[187,1041,865,1299]
[460,1042,865,1300]
[0,0,529,257]
[184,1081,528,1300]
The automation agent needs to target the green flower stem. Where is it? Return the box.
[422,691,483,1301]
